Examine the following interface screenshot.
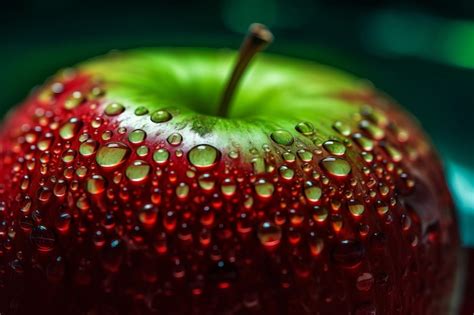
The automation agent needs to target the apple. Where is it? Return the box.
[0,24,460,314]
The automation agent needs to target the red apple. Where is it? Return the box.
[0,24,460,314]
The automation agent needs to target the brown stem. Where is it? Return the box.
[217,23,273,117]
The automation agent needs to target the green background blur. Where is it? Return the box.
[1,0,473,243]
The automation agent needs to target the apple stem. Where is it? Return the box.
[217,23,273,117]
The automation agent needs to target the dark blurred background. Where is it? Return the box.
[1,1,473,240]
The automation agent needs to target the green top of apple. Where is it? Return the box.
[79,48,373,159]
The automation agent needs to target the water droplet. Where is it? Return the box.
[136,145,149,157]
[381,143,402,162]
[134,106,149,116]
[352,133,374,151]
[257,221,281,249]
[323,140,346,156]
[282,151,296,163]
[79,139,98,157]
[128,129,146,144]
[153,148,170,164]
[333,121,351,136]
[348,201,365,216]
[361,105,388,127]
[64,91,85,110]
[312,206,328,222]
[254,180,274,199]
[151,110,172,123]
[59,117,82,140]
[279,165,294,180]
[61,149,76,164]
[188,144,220,169]
[251,157,266,174]
[270,130,294,145]
[104,103,125,116]
[332,239,364,268]
[221,178,237,197]
[96,142,130,169]
[297,149,312,162]
[198,173,215,191]
[320,157,351,178]
[359,120,385,140]
[304,182,322,203]
[295,122,314,136]
[356,272,374,291]
[86,174,107,194]
[167,133,182,146]
[30,225,55,252]
[176,183,190,199]
[125,160,151,182]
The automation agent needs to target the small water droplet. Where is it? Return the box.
[104,103,125,116]
[332,239,364,268]
[79,139,98,157]
[333,121,351,136]
[125,160,151,182]
[30,225,55,252]
[151,110,172,123]
[258,221,281,249]
[352,133,374,151]
[323,140,346,156]
[295,122,314,136]
[356,272,374,291]
[188,144,220,170]
[279,165,295,180]
[198,173,215,191]
[86,174,107,194]
[270,130,294,146]
[153,148,170,164]
[59,117,82,140]
[167,133,182,146]
[176,183,190,199]
[64,91,85,110]
[96,142,130,169]
[134,106,149,116]
[348,201,365,216]
[359,120,385,140]
[128,129,146,144]
[297,149,312,162]
[254,180,274,199]
[304,182,322,203]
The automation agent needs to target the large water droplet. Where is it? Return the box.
[96,142,130,169]
[188,144,220,170]
[320,157,351,178]
[271,130,294,146]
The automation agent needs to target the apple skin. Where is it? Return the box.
[0,48,459,314]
